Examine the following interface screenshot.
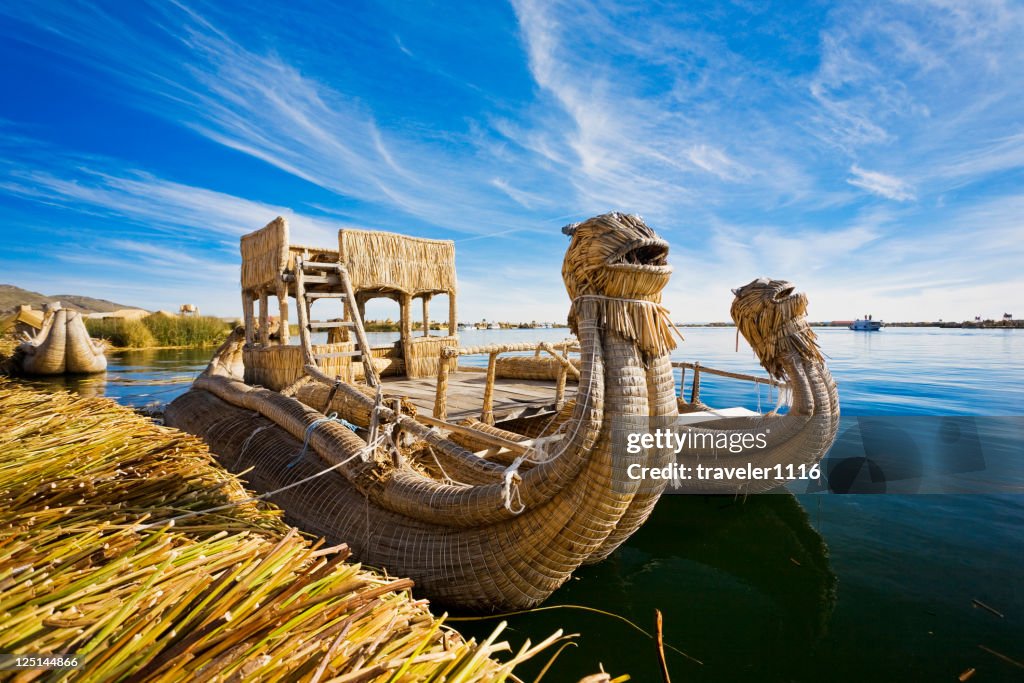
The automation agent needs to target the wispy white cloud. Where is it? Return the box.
[0,0,1022,323]
[847,165,916,201]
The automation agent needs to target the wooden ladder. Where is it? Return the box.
[293,256,379,387]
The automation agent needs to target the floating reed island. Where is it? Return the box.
[166,212,841,611]
[0,380,602,682]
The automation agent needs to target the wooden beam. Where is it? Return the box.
[415,414,532,456]
[276,284,289,346]
[242,290,255,345]
[258,291,270,346]
[338,264,379,387]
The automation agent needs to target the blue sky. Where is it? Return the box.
[0,0,1021,323]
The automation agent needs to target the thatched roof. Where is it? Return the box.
[240,216,289,291]
[338,229,456,297]
[0,305,43,332]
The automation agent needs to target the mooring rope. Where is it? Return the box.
[287,412,359,468]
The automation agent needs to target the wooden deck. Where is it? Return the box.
[380,370,565,422]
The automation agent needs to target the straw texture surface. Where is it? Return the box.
[339,229,455,296]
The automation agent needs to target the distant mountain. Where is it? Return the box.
[0,284,146,315]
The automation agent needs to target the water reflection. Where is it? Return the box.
[16,347,212,408]
[460,494,836,682]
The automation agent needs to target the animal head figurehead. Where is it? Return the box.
[730,278,823,379]
[561,213,676,358]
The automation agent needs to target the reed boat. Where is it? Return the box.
[166,212,840,610]
[8,302,107,375]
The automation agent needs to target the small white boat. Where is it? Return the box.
[488,322,501,330]
[849,315,882,331]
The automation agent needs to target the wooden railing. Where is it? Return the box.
[433,341,580,423]
[673,361,784,407]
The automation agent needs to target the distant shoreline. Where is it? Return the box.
[672,321,1023,329]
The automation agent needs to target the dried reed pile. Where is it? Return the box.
[338,230,455,297]
[729,278,824,379]
[0,380,564,682]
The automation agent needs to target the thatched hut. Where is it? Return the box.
[239,218,458,390]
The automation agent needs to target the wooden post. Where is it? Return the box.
[555,365,568,410]
[276,284,289,346]
[421,294,431,337]
[258,291,270,346]
[399,293,413,344]
[242,290,255,345]
[448,289,457,338]
[481,351,498,425]
[434,351,451,420]
[690,362,701,404]
[678,366,686,403]
[294,260,315,366]
[338,264,378,387]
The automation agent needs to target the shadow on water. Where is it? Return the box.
[456,493,836,682]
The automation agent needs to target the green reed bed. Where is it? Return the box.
[0,381,566,682]
[85,314,230,348]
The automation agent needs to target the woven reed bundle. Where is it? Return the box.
[0,380,567,681]
[447,418,531,461]
[296,379,417,427]
[562,213,677,358]
[730,278,824,380]
[495,355,582,382]
[339,229,456,296]
[240,216,289,291]
[244,341,356,390]
[404,335,458,378]
[666,277,841,494]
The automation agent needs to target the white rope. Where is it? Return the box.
[288,412,347,468]
[137,441,377,530]
[501,455,526,514]
[234,424,275,468]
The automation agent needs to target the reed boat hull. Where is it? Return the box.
[166,212,842,610]
[16,306,107,375]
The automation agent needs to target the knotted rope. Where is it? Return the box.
[501,455,526,514]
[288,412,360,468]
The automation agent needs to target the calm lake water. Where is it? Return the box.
[22,327,1024,681]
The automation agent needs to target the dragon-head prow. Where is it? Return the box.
[730,277,823,380]
[561,212,672,301]
[561,212,676,358]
